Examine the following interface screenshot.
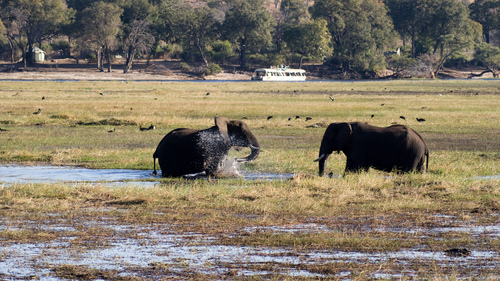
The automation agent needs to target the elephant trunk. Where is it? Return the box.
[315,153,328,177]
[236,144,260,163]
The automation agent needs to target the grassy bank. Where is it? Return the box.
[0,79,499,279]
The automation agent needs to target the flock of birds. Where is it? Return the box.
[0,91,431,133]
[266,115,313,122]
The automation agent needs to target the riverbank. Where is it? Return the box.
[1,58,495,81]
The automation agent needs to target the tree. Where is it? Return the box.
[274,0,310,54]
[423,0,482,76]
[283,19,332,68]
[123,19,155,73]
[311,0,397,73]
[469,0,500,44]
[81,1,123,72]
[4,0,74,67]
[178,6,222,67]
[151,0,186,45]
[385,0,429,58]
[474,42,500,77]
[221,0,275,69]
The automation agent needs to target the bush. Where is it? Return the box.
[209,40,235,64]
[206,63,222,75]
[178,62,191,72]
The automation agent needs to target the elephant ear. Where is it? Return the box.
[214,116,230,142]
[336,123,352,153]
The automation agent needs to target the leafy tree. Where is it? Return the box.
[385,0,429,58]
[81,1,123,72]
[274,0,310,53]
[423,0,482,76]
[469,0,500,44]
[151,0,186,44]
[221,0,275,69]
[283,19,332,68]
[474,42,500,77]
[311,0,397,73]
[177,6,222,67]
[4,0,74,66]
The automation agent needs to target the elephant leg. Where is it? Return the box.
[345,158,364,173]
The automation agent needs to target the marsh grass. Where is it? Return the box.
[0,80,499,279]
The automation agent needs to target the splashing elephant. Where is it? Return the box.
[315,122,429,176]
[153,116,260,177]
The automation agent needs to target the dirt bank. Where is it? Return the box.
[0,58,495,80]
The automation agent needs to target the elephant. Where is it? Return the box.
[153,116,260,177]
[315,122,429,176]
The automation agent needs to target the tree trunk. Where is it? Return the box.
[124,45,135,73]
[195,40,209,67]
[239,37,247,69]
[105,47,111,72]
[8,38,15,62]
[299,55,304,69]
[97,49,103,71]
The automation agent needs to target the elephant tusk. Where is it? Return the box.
[249,144,260,150]
[314,154,327,162]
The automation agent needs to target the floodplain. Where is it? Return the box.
[0,79,499,279]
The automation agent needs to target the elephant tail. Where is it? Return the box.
[425,148,429,172]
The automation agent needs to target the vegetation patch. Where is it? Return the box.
[76,118,137,126]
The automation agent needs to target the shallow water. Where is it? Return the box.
[0,164,294,186]
[0,165,152,183]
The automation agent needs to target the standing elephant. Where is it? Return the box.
[315,122,428,176]
[153,116,260,177]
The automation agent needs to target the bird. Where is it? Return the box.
[108,128,115,133]
[33,108,42,115]
[100,92,104,96]
[288,117,292,121]
[305,117,312,121]
[41,96,45,100]
[206,92,210,95]
[399,116,406,121]
[329,96,335,102]
[416,118,426,122]
[267,116,273,120]
[295,116,300,119]
[140,124,155,131]
[370,114,375,119]
[444,248,470,257]
[381,104,385,106]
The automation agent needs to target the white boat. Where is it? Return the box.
[251,66,306,81]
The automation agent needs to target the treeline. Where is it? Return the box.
[0,0,499,77]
